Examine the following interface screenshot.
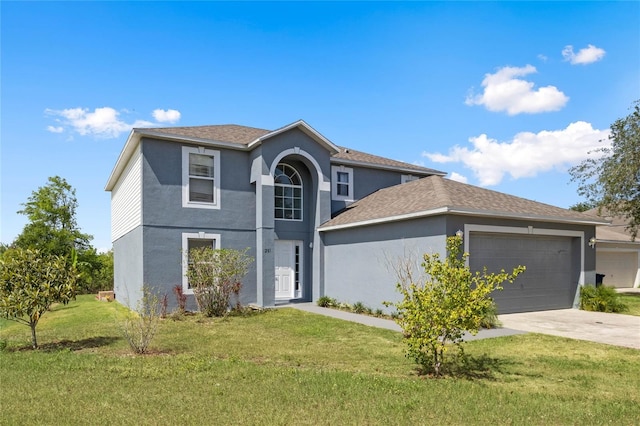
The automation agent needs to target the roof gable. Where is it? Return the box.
[320,176,609,230]
[106,120,445,190]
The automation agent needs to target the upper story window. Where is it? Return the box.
[331,165,354,201]
[274,163,302,221]
[182,146,221,209]
[401,174,420,184]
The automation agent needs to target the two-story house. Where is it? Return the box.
[106,120,606,314]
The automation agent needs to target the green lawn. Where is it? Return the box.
[618,292,640,316]
[1,295,639,425]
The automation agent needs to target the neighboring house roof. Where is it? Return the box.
[320,176,609,231]
[586,208,639,244]
[105,120,444,190]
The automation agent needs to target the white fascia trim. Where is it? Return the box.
[448,207,609,226]
[105,130,140,191]
[330,157,447,177]
[318,207,449,232]
[319,205,607,233]
[247,120,340,153]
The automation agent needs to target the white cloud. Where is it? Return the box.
[46,125,64,133]
[562,44,606,65]
[465,65,569,115]
[447,172,468,184]
[45,107,181,138]
[152,108,181,123]
[537,54,548,62]
[423,121,610,186]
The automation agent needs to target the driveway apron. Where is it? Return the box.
[498,309,640,349]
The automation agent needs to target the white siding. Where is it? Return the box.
[111,145,142,242]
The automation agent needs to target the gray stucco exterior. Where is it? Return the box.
[107,120,600,315]
[109,122,421,311]
[321,214,597,314]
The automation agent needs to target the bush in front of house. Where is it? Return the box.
[385,235,525,377]
[317,296,337,308]
[580,285,628,313]
[117,287,162,354]
[186,247,253,317]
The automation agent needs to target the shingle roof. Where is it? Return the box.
[145,124,271,145]
[320,176,608,230]
[333,146,445,175]
[139,123,443,175]
[587,208,638,243]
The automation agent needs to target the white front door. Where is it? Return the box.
[275,240,302,300]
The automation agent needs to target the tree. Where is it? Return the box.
[569,201,597,212]
[76,249,114,294]
[570,100,640,239]
[386,236,525,376]
[13,176,97,290]
[0,248,78,349]
[14,176,92,254]
[186,247,253,317]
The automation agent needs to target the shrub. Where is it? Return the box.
[385,236,525,376]
[117,288,162,354]
[160,293,168,318]
[352,301,367,314]
[317,296,337,308]
[580,285,628,313]
[186,248,253,317]
[173,284,187,313]
[479,300,501,329]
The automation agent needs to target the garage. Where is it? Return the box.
[469,232,580,314]
[597,251,638,288]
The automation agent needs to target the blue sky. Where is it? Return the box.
[2,1,639,252]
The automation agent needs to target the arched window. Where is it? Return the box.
[274,163,302,220]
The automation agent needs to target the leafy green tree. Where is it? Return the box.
[0,248,78,349]
[186,247,253,317]
[570,100,640,239]
[76,249,114,294]
[386,236,525,376]
[12,176,100,290]
[569,201,597,212]
[14,176,92,254]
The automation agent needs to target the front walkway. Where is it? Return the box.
[287,303,640,349]
[287,303,525,341]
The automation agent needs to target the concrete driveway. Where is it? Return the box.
[498,309,640,349]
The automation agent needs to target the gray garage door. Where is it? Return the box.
[469,233,579,314]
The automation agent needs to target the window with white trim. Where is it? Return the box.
[182,146,221,209]
[401,174,419,184]
[181,232,220,294]
[274,163,303,220]
[331,165,354,201]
